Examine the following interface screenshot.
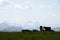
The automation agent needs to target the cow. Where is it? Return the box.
[22,30,32,32]
[40,26,54,32]
[43,27,51,31]
[32,30,39,32]
[40,26,43,31]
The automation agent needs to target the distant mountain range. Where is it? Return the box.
[0,23,11,30]
[0,22,60,32]
[3,26,22,32]
[0,22,22,32]
[53,27,60,32]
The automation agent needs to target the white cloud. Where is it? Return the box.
[25,6,29,8]
[0,0,7,3]
[2,16,27,25]
[0,0,3,2]
[39,4,50,8]
[51,13,60,17]
[14,0,32,10]
[0,0,32,10]
[0,0,9,6]
[15,4,30,10]
[15,4,22,9]
[40,2,58,9]
[23,0,31,4]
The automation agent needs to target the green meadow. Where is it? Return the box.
[0,32,60,40]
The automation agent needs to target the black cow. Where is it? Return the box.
[32,30,39,32]
[43,27,51,31]
[22,30,32,32]
[40,26,43,31]
[40,26,54,31]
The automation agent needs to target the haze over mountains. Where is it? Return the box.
[3,26,22,32]
[0,22,60,32]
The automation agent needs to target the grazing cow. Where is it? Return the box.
[40,26,43,31]
[40,26,45,31]
[43,27,51,31]
[32,30,39,32]
[22,30,32,32]
[40,26,54,31]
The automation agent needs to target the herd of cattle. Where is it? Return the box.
[21,26,54,32]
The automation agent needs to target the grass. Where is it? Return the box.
[0,32,60,40]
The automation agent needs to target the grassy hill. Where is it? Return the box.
[0,32,60,40]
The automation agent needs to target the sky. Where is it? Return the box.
[0,0,60,28]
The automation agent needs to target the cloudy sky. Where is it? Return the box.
[0,0,60,27]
